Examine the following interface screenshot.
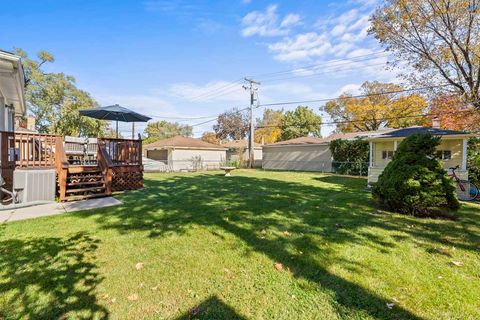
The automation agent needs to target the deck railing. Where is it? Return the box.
[0,131,59,169]
[0,132,144,198]
[98,138,142,166]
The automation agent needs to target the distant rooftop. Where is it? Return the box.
[143,135,227,150]
[264,136,326,147]
[222,140,262,149]
[370,126,470,139]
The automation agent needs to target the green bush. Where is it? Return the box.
[329,138,369,176]
[372,133,459,217]
[468,137,480,185]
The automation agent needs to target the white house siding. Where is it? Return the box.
[170,148,226,171]
[262,144,332,172]
[368,137,468,184]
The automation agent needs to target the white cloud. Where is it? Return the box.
[280,14,301,27]
[335,83,362,95]
[241,4,300,37]
[268,32,332,61]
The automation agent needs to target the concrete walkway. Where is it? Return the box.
[0,197,122,223]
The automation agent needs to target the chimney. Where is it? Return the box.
[27,116,36,131]
[432,116,441,128]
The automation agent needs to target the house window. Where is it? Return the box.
[382,150,394,160]
[436,150,451,160]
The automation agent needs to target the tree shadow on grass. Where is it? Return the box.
[79,173,480,319]
[0,232,108,319]
[175,295,247,320]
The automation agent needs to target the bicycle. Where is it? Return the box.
[448,165,479,201]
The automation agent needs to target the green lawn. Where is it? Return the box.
[0,170,479,320]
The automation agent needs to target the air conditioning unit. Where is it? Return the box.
[14,169,56,203]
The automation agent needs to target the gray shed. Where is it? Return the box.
[262,137,332,172]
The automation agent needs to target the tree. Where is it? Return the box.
[255,108,283,144]
[370,0,480,109]
[430,94,480,131]
[280,106,321,140]
[329,139,369,176]
[15,49,108,137]
[372,133,459,217]
[143,120,193,144]
[467,137,480,185]
[201,131,220,145]
[213,108,249,140]
[323,81,428,133]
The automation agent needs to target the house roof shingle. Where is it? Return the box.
[264,136,327,147]
[323,128,395,142]
[370,126,470,139]
[143,135,227,150]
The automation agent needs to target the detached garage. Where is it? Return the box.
[143,136,227,171]
[262,137,332,172]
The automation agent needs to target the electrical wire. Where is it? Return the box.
[255,109,478,128]
[257,84,450,108]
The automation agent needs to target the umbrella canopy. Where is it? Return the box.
[79,104,151,138]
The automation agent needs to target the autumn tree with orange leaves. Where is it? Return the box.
[430,95,480,131]
[323,81,428,133]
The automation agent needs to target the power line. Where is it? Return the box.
[190,106,251,127]
[254,52,389,82]
[186,78,244,102]
[259,61,388,84]
[257,84,450,108]
[255,108,478,129]
[173,51,389,103]
[143,114,219,120]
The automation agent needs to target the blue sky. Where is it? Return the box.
[0,0,395,137]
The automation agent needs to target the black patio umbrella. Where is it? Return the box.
[79,104,151,138]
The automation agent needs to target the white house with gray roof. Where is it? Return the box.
[367,126,475,185]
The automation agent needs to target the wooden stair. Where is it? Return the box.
[62,166,107,201]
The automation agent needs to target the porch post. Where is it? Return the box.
[393,140,398,151]
[461,138,467,171]
[369,141,373,167]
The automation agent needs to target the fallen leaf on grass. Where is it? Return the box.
[283,231,291,236]
[274,263,283,271]
[190,306,200,316]
[386,303,395,309]
[128,294,138,301]
[109,298,116,304]
[261,229,267,235]
[135,262,144,270]
[451,261,463,266]
[151,286,158,291]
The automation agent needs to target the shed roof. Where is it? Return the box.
[143,135,227,150]
[323,129,395,142]
[264,136,327,147]
[222,140,262,149]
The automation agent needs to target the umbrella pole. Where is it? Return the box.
[116,120,118,138]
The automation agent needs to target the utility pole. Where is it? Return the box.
[243,78,260,168]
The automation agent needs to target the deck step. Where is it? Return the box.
[66,186,106,194]
[68,167,102,174]
[67,180,104,187]
[63,193,108,202]
[67,174,104,180]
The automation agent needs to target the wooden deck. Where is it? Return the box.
[0,131,144,202]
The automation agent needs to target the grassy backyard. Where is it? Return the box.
[0,170,479,319]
